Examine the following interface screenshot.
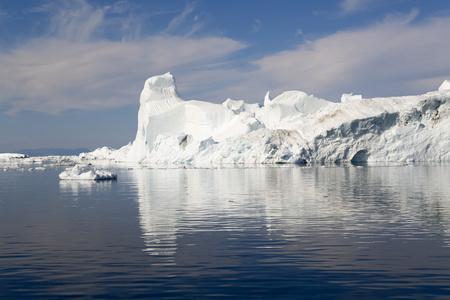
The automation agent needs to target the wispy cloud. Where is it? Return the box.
[0,8,7,23]
[30,0,107,42]
[0,0,246,114]
[1,0,449,117]
[251,19,262,33]
[165,1,203,37]
[0,37,246,114]
[241,10,450,101]
[339,0,374,14]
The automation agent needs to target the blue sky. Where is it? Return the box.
[1,0,450,152]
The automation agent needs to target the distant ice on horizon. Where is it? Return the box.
[0,153,29,161]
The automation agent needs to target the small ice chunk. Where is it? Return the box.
[59,165,117,180]
[222,98,245,114]
[341,93,362,103]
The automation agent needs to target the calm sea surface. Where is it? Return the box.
[1,164,450,299]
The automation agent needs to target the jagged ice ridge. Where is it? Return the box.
[81,74,450,165]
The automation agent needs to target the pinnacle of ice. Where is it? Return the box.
[439,80,450,92]
[341,93,363,103]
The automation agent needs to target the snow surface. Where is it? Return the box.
[65,74,450,165]
[341,93,363,103]
[59,165,117,180]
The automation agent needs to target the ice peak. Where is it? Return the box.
[146,72,175,88]
[264,91,272,106]
[140,72,182,104]
[439,80,450,92]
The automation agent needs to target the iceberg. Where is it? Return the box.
[82,73,450,165]
[59,165,117,180]
[125,72,260,162]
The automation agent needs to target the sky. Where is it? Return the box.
[1,0,450,152]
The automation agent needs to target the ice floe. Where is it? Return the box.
[59,165,117,180]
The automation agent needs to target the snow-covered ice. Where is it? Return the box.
[59,165,117,180]
[341,93,363,103]
[0,153,29,161]
[439,80,450,92]
[79,146,131,161]
[4,72,448,166]
[81,72,448,165]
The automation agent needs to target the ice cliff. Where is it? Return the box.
[84,73,450,165]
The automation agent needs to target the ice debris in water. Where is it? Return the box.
[0,153,29,160]
[59,165,117,180]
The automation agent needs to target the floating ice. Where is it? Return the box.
[59,165,117,180]
[0,153,29,161]
[80,75,450,165]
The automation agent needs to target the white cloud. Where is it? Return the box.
[339,0,374,14]
[0,36,246,114]
[0,0,246,114]
[238,11,450,101]
[1,1,449,116]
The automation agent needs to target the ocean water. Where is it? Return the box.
[1,164,450,299]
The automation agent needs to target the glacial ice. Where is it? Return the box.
[81,73,450,165]
[59,165,117,180]
[0,153,29,160]
[341,93,363,103]
[439,80,450,92]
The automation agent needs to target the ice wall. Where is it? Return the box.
[126,73,263,162]
[87,74,450,165]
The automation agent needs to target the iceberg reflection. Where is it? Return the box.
[132,167,276,263]
[132,168,186,263]
[132,165,450,266]
[59,180,97,196]
[59,179,115,201]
